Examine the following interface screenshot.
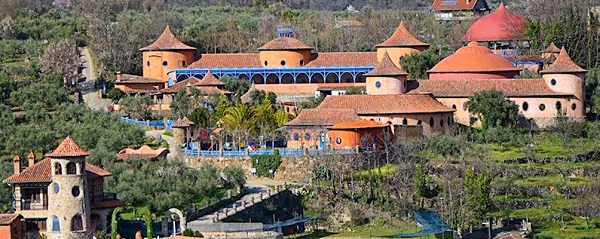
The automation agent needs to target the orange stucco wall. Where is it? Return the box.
[142,50,195,81]
[365,76,407,95]
[377,46,427,68]
[0,219,21,239]
[542,73,586,103]
[259,50,311,68]
[115,83,164,93]
[287,128,326,149]
[429,72,518,80]
[328,128,386,150]
[360,112,454,135]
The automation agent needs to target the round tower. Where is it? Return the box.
[375,21,430,69]
[258,37,312,68]
[46,137,91,239]
[364,51,409,95]
[540,47,587,117]
[140,25,196,82]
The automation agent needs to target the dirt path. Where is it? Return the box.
[79,47,112,112]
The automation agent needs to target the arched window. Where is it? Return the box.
[447,116,450,124]
[66,162,76,175]
[54,162,62,175]
[72,186,80,197]
[522,102,529,111]
[181,60,186,66]
[264,61,268,66]
[440,119,444,127]
[429,117,435,127]
[300,60,304,66]
[402,118,408,125]
[71,214,83,231]
[52,216,60,232]
[572,103,577,110]
[146,61,150,67]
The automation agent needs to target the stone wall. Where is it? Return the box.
[188,156,313,182]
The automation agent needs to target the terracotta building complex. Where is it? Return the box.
[116,3,587,149]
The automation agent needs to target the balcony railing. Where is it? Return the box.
[22,200,47,210]
[91,193,117,202]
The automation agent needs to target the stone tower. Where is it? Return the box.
[46,136,92,239]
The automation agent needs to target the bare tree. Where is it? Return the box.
[40,39,81,88]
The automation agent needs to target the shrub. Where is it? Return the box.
[251,154,282,178]
[183,228,203,237]
[424,133,466,157]
[106,88,126,102]
[475,127,531,147]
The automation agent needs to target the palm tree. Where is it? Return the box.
[221,102,255,150]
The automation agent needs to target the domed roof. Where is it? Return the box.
[540,47,587,73]
[258,37,313,51]
[428,41,520,73]
[462,3,527,42]
[376,21,430,48]
[140,25,196,51]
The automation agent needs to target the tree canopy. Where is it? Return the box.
[466,89,520,130]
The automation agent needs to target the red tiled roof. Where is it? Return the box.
[172,117,195,128]
[329,120,387,129]
[160,77,200,93]
[116,74,164,84]
[140,25,196,51]
[46,136,90,158]
[364,51,408,76]
[540,47,587,73]
[258,37,313,51]
[3,158,111,183]
[0,214,22,225]
[376,21,430,48]
[542,42,561,54]
[91,200,123,209]
[409,78,572,97]
[195,71,226,86]
[116,145,168,161]
[318,94,454,114]
[431,0,486,11]
[428,41,520,73]
[285,109,362,127]
[187,53,261,69]
[462,3,527,41]
[305,52,378,67]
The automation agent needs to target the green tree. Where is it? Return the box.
[414,163,427,208]
[214,93,229,125]
[106,88,126,102]
[466,89,520,130]
[170,88,203,118]
[223,165,246,192]
[249,89,276,107]
[400,48,440,79]
[464,167,492,229]
[118,93,153,120]
[301,94,325,110]
[189,107,211,128]
[345,86,365,95]
[220,75,249,102]
[222,102,255,149]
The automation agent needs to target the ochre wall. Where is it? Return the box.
[377,46,427,68]
[359,112,454,135]
[0,219,21,239]
[259,50,311,68]
[287,128,326,149]
[328,128,385,150]
[365,76,406,95]
[542,73,586,103]
[429,72,517,80]
[142,50,195,81]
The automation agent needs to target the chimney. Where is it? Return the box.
[116,71,122,82]
[27,151,35,167]
[13,155,21,175]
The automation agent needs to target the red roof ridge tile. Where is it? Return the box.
[318,94,454,114]
[195,71,226,86]
[258,37,313,51]
[285,108,362,127]
[540,47,587,73]
[3,157,112,183]
[46,136,90,158]
[140,25,196,51]
[410,78,573,97]
[364,51,408,76]
[376,21,430,48]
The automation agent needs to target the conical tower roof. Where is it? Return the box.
[542,42,561,54]
[541,47,587,73]
[195,71,226,86]
[46,136,90,157]
[364,51,408,77]
[140,25,196,51]
[462,2,527,41]
[376,21,430,48]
